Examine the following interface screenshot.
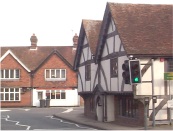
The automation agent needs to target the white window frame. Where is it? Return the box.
[46,90,66,99]
[0,87,21,101]
[0,69,20,80]
[45,69,66,81]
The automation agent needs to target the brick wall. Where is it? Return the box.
[33,54,77,88]
[114,96,144,126]
[1,54,31,87]
[0,90,32,107]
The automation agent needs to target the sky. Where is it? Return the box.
[0,0,172,47]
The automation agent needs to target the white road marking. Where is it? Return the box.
[0,109,11,112]
[18,108,30,111]
[1,115,31,130]
[45,116,96,130]
[61,108,73,113]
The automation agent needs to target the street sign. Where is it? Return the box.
[167,100,173,108]
[164,72,173,80]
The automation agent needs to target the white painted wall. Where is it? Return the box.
[106,95,115,121]
[101,59,110,91]
[79,66,85,91]
[32,89,79,107]
[91,63,98,91]
[114,35,121,52]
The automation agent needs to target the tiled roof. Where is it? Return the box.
[1,46,75,71]
[83,19,102,54]
[108,2,173,56]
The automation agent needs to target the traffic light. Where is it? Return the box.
[129,59,142,84]
[122,60,130,84]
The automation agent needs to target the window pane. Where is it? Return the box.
[10,70,14,78]
[5,93,9,100]
[56,91,60,99]
[61,70,65,78]
[46,70,49,78]
[46,90,50,99]
[61,91,66,99]
[5,88,9,92]
[51,90,55,99]
[56,70,60,78]
[15,88,19,92]
[15,93,19,100]
[0,93,4,100]
[10,88,14,92]
[10,93,14,100]
[5,70,9,78]
[51,70,55,78]
[16,69,19,78]
[0,70,3,78]
[1,88,4,92]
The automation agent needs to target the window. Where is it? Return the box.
[45,69,66,81]
[0,88,20,101]
[0,69,20,79]
[168,59,173,72]
[119,97,138,118]
[46,90,66,99]
[85,64,91,81]
[110,58,118,77]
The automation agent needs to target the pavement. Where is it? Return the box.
[53,106,173,130]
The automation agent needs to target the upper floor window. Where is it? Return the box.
[45,69,66,81]
[0,69,20,80]
[110,58,118,78]
[85,64,91,81]
[168,59,173,72]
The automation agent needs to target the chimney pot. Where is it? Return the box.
[30,33,38,50]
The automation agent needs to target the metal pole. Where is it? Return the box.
[144,102,148,130]
[169,80,172,125]
[151,59,155,127]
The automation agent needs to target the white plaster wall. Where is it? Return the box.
[137,59,165,95]
[83,48,88,62]
[87,48,92,61]
[106,95,115,121]
[78,73,82,92]
[114,35,121,52]
[83,36,88,45]
[107,37,114,54]
[79,66,85,91]
[49,89,78,106]
[153,60,165,95]
[111,78,118,91]
[102,42,108,57]
[32,89,46,107]
[80,51,84,64]
[107,19,113,33]
[86,81,91,91]
[101,59,110,91]
[91,63,98,91]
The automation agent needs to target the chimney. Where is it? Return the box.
[30,33,38,50]
[72,33,78,50]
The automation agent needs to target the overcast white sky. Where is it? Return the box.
[0,0,172,47]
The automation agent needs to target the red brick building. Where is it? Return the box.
[0,34,80,107]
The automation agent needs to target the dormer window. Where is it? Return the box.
[45,69,66,81]
[0,69,20,80]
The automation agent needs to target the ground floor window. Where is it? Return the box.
[119,96,138,118]
[0,88,20,101]
[46,90,66,100]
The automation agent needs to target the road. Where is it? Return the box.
[1,107,96,130]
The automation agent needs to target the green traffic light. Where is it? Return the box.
[134,77,139,82]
